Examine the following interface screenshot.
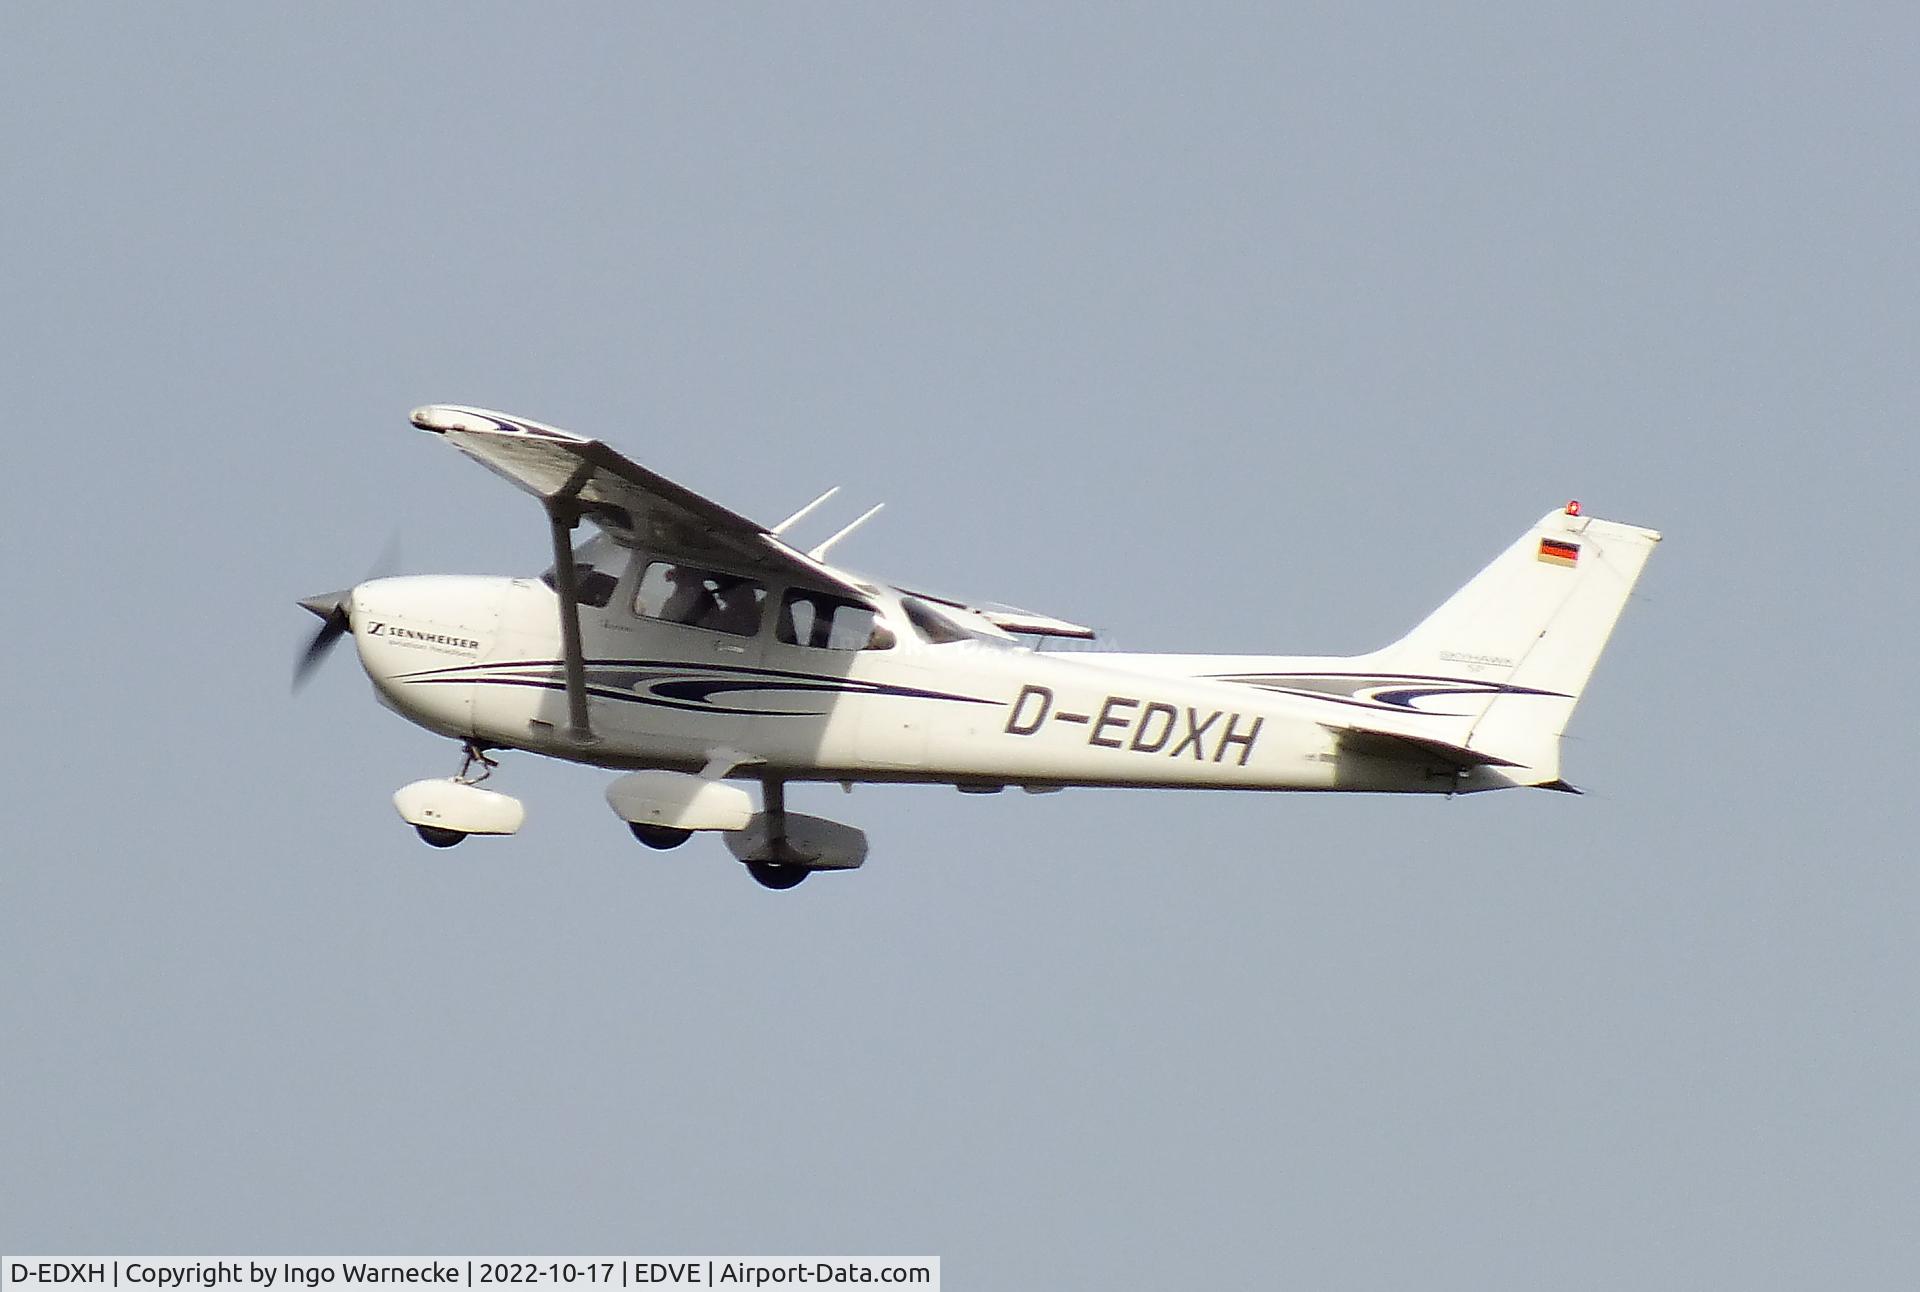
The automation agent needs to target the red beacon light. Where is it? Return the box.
[1565,500,1582,517]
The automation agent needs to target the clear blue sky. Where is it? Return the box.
[3,4,1914,1286]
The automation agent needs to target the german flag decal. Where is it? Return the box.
[1538,537,1580,567]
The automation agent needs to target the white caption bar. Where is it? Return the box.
[2,1261,938,1292]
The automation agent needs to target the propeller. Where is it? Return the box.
[294,534,399,690]
[294,589,354,689]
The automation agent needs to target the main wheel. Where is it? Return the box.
[745,860,809,890]
[415,824,467,848]
[629,823,693,850]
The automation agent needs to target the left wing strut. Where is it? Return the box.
[543,502,596,744]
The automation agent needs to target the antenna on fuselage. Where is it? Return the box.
[808,503,885,563]
[770,486,840,536]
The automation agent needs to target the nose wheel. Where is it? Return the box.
[394,742,523,848]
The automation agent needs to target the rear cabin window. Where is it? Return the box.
[777,590,895,650]
[633,562,766,637]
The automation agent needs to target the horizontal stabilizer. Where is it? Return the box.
[978,608,1098,639]
[1324,724,1523,770]
[902,587,1096,640]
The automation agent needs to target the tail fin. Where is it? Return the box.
[1360,503,1661,781]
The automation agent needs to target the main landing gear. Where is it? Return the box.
[610,769,868,889]
[610,770,812,885]
[720,779,868,890]
[629,823,693,850]
[736,778,809,889]
[745,859,809,890]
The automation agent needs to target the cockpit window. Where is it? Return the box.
[901,597,973,644]
[539,534,624,608]
[777,590,895,650]
[633,562,766,637]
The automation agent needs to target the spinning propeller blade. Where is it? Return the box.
[293,535,396,691]
[294,590,353,689]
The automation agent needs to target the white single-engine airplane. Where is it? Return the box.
[297,406,1661,889]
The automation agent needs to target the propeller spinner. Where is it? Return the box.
[294,589,353,688]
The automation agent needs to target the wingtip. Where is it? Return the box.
[409,404,590,443]
[1536,778,1584,795]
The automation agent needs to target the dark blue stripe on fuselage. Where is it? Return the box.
[397,656,995,717]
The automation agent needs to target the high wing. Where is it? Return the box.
[413,404,1097,639]
[410,404,871,600]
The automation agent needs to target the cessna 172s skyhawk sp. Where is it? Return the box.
[296,406,1661,889]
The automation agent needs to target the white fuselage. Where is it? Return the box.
[347,570,1507,797]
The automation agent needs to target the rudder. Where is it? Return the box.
[1362,503,1661,780]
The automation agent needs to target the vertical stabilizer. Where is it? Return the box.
[1361,504,1662,779]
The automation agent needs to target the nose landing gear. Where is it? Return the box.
[394,741,524,848]
[455,742,499,785]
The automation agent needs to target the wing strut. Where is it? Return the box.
[544,502,597,744]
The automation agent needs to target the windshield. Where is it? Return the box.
[539,533,626,608]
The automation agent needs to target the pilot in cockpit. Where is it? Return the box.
[658,566,716,625]
[703,576,762,636]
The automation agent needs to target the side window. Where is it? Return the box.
[777,590,895,650]
[633,562,766,637]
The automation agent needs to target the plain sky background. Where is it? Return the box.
[3,4,1914,1287]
